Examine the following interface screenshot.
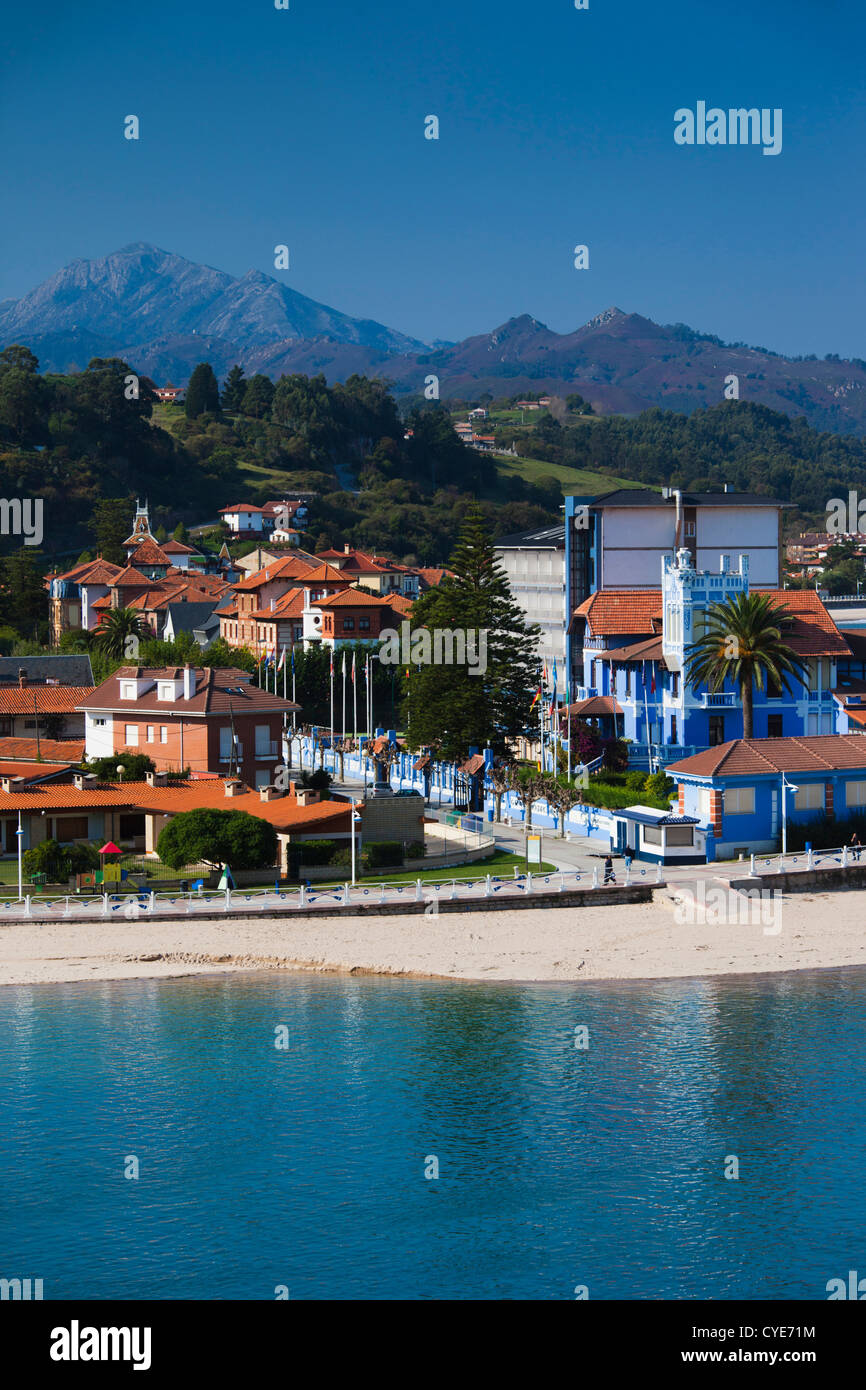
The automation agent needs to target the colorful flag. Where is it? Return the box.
[341,651,346,678]
[329,648,333,679]
[551,658,558,694]
[277,647,285,672]
[351,651,356,685]
[530,685,542,710]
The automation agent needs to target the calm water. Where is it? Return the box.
[1,968,864,1300]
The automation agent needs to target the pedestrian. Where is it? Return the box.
[850,831,861,862]
[603,854,616,885]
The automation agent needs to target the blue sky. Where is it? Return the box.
[2,0,864,356]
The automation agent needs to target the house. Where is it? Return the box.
[159,540,205,572]
[313,546,422,598]
[153,384,184,403]
[0,655,94,687]
[310,590,406,649]
[77,666,299,788]
[0,679,94,741]
[569,549,850,767]
[47,558,123,642]
[221,555,321,650]
[219,503,267,534]
[162,602,222,645]
[667,734,866,858]
[0,773,355,872]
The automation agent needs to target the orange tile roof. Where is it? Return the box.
[668,734,866,778]
[0,737,85,763]
[0,761,77,782]
[79,562,124,586]
[0,686,95,714]
[79,666,298,715]
[233,556,317,590]
[50,558,123,585]
[575,591,663,637]
[0,778,352,832]
[300,562,351,584]
[127,537,171,565]
[112,565,152,587]
[565,696,624,717]
[313,589,393,608]
[760,589,851,657]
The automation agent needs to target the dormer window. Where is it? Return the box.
[120,682,137,700]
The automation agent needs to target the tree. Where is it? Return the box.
[0,549,47,640]
[685,592,809,739]
[156,807,277,871]
[185,363,221,419]
[545,774,585,838]
[511,768,550,831]
[402,505,541,757]
[95,607,151,659]
[88,498,134,566]
[221,365,247,412]
[242,374,276,419]
[23,837,100,883]
[84,752,156,780]
[172,521,189,543]
[487,758,516,823]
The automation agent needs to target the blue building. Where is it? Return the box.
[568,548,848,769]
[667,734,866,858]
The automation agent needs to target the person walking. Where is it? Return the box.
[603,854,616,885]
[849,831,861,862]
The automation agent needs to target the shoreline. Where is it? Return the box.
[2,887,866,987]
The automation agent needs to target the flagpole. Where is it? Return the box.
[352,651,357,744]
[341,652,346,749]
[291,649,296,730]
[330,652,335,771]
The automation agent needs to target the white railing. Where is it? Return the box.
[0,864,665,920]
[743,844,861,876]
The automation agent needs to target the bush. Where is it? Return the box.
[84,752,156,780]
[296,839,339,866]
[366,840,403,868]
[406,840,426,858]
[625,771,646,791]
[22,838,101,882]
[644,771,675,803]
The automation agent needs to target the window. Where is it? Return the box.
[359,617,371,632]
[708,715,725,747]
[643,824,663,845]
[160,726,168,744]
[124,724,139,746]
[158,683,176,701]
[342,618,355,631]
[725,786,755,815]
[121,682,137,700]
[219,727,233,760]
[794,783,824,811]
[846,781,866,807]
[146,726,155,743]
[665,825,694,847]
[119,813,145,839]
[255,725,271,756]
[93,717,106,728]
[55,816,89,841]
[767,714,783,738]
[767,675,783,699]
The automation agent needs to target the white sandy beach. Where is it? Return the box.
[1,886,865,986]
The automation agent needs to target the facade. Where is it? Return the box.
[494,523,567,666]
[0,773,353,869]
[570,549,849,768]
[77,666,298,788]
[0,682,93,740]
[564,487,787,688]
[668,734,866,858]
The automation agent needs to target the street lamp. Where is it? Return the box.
[16,809,23,902]
[349,807,362,885]
[781,774,799,856]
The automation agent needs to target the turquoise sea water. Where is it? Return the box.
[1,968,864,1300]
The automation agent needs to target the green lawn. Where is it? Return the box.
[493,452,650,493]
[305,849,557,890]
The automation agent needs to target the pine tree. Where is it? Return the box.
[221,364,247,412]
[185,363,220,419]
[401,505,540,757]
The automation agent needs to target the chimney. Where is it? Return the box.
[259,784,282,802]
[224,779,245,797]
[1,774,23,793]
[73,772,98,790]
[145,770,168,787]
[294,788,319,806]
[18,669,26,689]
[344,543,350,555]
[183,666,195,700]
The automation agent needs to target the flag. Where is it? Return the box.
[551,658,558,694]
[530,685,542,710]
[291,646,295,673]
[277,647,285,672]
[650,667,656,695]
[351,651,356,685]
[329,648,333,679]
[341,652,346,678]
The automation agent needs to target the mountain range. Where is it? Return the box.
[2,243,865,434]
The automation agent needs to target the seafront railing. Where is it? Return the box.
[0,863,665,921]
[745,845,858,876]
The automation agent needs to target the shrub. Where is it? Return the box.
[366,840,403,868]
[406,840,426,858]
[84,752,156,780]
[296,839,339,866]
[625,771,646,791]
[22,838,101,882]
[157,808,277,870]
[644,771,676,802]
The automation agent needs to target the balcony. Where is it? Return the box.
[218,743,243,762]
[699,693,738,708]
[254,741,280,759]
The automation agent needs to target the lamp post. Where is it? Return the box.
[349,807,362,885]
[781,774,799,856]
[16,810,23,901]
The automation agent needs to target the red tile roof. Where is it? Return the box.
[0,686,95,714]
[312,589,393,608]
[126,537,171,566]
[0,737,86,763]
[233,556,317,590]
[161,541,198,554]
[78,667,298,715]
[574,591,663,637]
[112,565,152,587]
[667,734,866,778]
[0,761,78,782]
[565,696,623,717]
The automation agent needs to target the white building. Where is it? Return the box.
[494,524,567,666]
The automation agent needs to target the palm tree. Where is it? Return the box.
[685,592,809,739]
[95,608,150,659]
